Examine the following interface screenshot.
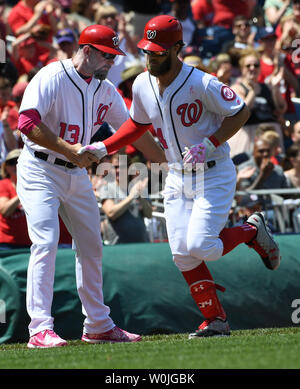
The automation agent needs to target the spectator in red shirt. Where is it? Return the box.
[0,148,32,249]
[0,77,19,132]
[8,0,69,62]
[8,0,58,38]
[0,148,72,249]
[191,0,214,28]
[257,27,299,122]
[11,35,51,77]
[275,0,300,80]
[212,0,256,29]
[0,5,19,86]
[192,0,256,58]
[275,13,300,43]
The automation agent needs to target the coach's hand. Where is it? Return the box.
[182,137,217,170]
[65,144,100,169]
[78,141,108,160]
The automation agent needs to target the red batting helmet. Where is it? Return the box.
[137,15,183,52]
[78,25,125,55]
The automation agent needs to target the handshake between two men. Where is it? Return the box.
[77,136,218,170]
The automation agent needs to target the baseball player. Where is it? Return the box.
[79,16,281,338]
[17,24,165,348]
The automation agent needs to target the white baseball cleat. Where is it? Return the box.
[27,329,67,348]
[246,212,281,270]
[189,318,230,338]
[81,326,142,343]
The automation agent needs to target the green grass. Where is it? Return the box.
[1,327,300,369]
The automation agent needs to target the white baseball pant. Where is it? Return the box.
[17,147,114,336]
[163,157,236,272]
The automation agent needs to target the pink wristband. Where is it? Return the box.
[18,109,41,135]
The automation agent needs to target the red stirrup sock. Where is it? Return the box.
[181,262,226,321]
[219,223,257,256]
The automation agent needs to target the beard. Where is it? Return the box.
[147,54,172,77]
[94,66,110,80]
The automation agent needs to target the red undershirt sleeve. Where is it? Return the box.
[103,117,151,154]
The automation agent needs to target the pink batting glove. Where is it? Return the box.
[182,138,216,170]
[182,144,206,164]
[77,141,108,160]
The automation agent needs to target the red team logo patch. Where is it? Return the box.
[221,85,236,101]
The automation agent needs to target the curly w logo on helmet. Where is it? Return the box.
[112,35,119,46]
[147,30,157,40]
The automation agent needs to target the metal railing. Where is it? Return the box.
[235,189,300,233]
[100,188,300,244]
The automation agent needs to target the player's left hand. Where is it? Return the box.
[78,141,108,160]
[182,137,217,169]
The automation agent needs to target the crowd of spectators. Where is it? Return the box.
[0,0,300,246]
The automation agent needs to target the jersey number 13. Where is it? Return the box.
[59,122,80,144]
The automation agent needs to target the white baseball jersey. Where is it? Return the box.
[19,58,129,159]
[129,62,245,271]
[17,58,130,336]
[130,62,244,166]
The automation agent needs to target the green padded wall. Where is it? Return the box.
[0,235,300,344]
